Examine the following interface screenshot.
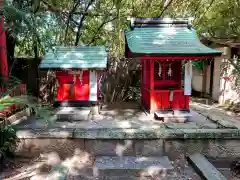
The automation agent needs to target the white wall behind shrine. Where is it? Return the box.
[191,63,211,94]
[218,47,240,104]
[192,67,203,92]
[192,45,240,104]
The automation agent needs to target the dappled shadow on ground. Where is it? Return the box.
[1,149,93,180]
[3,138,240,179]
[1,140,174,180]
[191,96,240,115]
[99,101,149,121]
[191,97,240,124]
[14,101,217,132]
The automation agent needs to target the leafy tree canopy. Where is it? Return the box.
[2,0,240,58]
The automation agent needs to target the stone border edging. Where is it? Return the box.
[7,108,31,125]
[187,153,227,180]
[0,108,30,130]
[16,127,240,139]
[46,164,69,180]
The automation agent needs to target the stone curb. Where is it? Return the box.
[187,153,227,180]
[16,128,74,138]
[16,127,240,139]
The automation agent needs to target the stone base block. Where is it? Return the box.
[94,156,174,177]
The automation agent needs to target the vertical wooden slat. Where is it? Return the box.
[185,95,190,109]
[89,70,97,101]
[150,60,154,90]
[178,61,182,88]
[140,58,144,107]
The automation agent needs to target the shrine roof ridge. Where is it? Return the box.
[124,18,222,57]
[128,17,193,26]
[39,45,108,69]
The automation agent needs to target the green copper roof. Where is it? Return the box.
[39,46,108,69]
[125,27,222,56]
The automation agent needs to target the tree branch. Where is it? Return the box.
[157,0,174,17]
[75,0,96,46]
[195,0,216,25]
[64,0,79,43]
[41,0,66,13]
[88,16,117,45]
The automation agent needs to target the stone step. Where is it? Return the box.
[56,107,91,121]
[93,156,174,177]
[68,174,186,180]
[155,110,192,118]
[154,110,191,123]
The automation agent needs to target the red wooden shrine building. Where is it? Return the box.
[124,18,222,116]
[39,46,108,106]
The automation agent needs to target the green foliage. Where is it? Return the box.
[0,125,19,159]
[2,0,240,103]
[3,0,240,58]
[192,60,209,70]
[127,86,140,101]
[229,57,240,96]
[0,75,55,162]
[0,75,55,123]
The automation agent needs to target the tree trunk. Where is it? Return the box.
[6,31,16,74]
[0,1,9,80]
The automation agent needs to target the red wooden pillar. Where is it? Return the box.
[140,59,144,107]
[150,59,155,113]
[141,58,148,110]
[0,17,8,78]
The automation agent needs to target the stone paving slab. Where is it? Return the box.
[94,156,174,177]
[190,102,240,129]
[15,110,216,130]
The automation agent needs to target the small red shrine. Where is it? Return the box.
[124,18,222,120]
[39,46,108,106]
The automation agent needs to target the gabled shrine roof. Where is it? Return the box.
[39,46,108,69]
[125,18,222,57]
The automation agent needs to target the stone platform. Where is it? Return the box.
[14,102,240,139]
[2,102,240,180]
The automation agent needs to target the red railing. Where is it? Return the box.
[0,84,27,97]
[0,84,27,118]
